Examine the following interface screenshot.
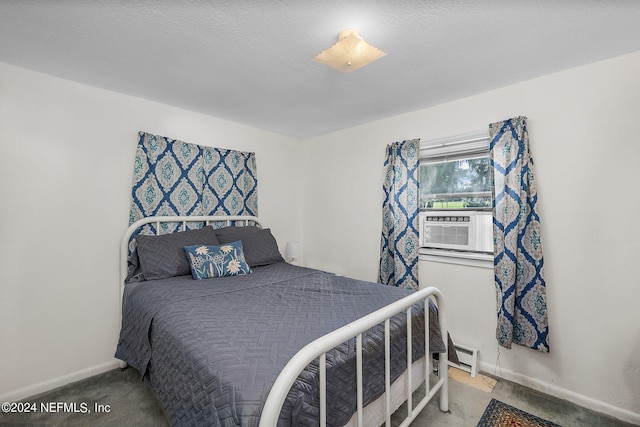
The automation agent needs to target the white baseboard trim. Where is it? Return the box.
[0,360,121,403]
[478,361,640,425]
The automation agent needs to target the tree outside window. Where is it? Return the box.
[420,156,492,209]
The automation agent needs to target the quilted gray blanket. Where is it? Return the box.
[115,263,447,427]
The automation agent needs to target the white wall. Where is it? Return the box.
[301,51,640,423]
[0,62,303,400]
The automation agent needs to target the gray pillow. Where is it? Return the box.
[215,227,284,267]
[214,225,262,239]
[125,247,144,283]
[136,226,220,280]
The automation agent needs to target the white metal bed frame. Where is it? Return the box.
[119,215,449,427]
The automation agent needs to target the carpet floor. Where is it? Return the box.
[0,367,636,426]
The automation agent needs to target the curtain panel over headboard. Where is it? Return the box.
[129,131,258,232]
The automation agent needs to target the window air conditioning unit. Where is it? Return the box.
[419,211,493,253]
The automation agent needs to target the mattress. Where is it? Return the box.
[115,262,447,427]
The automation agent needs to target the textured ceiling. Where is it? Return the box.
[1,1,640,138]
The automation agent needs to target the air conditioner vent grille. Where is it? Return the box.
[425,224,470,245]
[425,215,471,222]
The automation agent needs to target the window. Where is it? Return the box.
[419,133,492,210]
[418,132,493,267]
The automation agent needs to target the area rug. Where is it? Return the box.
[477,398,561,427]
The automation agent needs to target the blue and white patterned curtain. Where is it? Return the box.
[129,131,258,234]
[490,116,549,352]
[379,139,420,290]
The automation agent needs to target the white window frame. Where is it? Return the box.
[419,131,493,268]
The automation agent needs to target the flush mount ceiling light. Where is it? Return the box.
[313,29,386,73]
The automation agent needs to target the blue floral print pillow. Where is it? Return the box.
[184,241,252,280]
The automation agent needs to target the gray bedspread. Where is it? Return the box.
[115,262,447,427]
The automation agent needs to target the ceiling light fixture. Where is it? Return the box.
[313,29,386,73]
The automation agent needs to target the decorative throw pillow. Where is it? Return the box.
[215,227,284,267]
[184,241,252,280]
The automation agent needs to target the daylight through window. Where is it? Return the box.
[419,134,492,210]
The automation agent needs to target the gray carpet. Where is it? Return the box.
[0,368,635,426]
[0,368,167,427]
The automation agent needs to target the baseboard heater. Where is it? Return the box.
[448,342,479,377]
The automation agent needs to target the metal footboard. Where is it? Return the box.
[259,287,449,427]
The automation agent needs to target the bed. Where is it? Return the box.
[115,215,452,427]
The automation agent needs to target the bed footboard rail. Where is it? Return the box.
[259,287,448,427]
